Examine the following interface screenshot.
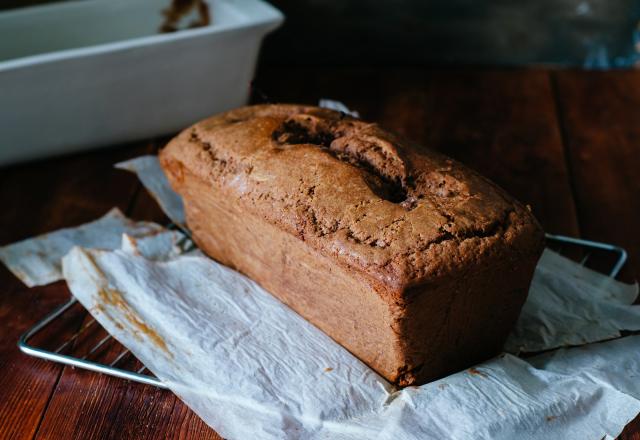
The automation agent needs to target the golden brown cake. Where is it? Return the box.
[159,104,544,386]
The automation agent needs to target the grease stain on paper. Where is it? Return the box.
[98,287,173,358]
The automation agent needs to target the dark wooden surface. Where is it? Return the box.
[0,68,638,439]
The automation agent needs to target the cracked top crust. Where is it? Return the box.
[160,104,544,296]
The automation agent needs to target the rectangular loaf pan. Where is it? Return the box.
[0,0,283,166]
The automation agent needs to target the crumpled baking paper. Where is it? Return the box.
[506,249,639,353]
[2,155,640,439]
[61,237,640,440]
[115,156,185,226]
[63,242,391,439]
[318,99,361,118]
[0,208,178,287]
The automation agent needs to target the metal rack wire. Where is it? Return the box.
[17,233,629,389]
[19,296,168,388]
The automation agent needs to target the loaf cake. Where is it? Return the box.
[159,104,544,386]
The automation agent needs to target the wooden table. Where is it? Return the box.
[1,68,639,439]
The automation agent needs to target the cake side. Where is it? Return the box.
[160,104,544,298]
[391,224,542,385]
[162,159,540,386]
[166,165,410,383]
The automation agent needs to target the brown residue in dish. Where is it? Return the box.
[160,0,210,33]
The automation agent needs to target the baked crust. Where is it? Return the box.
[160,104,545,385]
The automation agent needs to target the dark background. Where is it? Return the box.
[3,0,640,68]
[261,0,640,68]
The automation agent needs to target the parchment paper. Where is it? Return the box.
[507,248,640,352]
[2,155,639,439]
[61,237,640,440]
[0,208,170,287]
[115,156,185,226]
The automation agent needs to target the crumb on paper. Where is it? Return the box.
[324,367,333,372]
[468,367,488,378]
[546,415,558,422]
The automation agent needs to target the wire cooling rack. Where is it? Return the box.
[17,233,629,389]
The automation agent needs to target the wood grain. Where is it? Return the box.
[553,70,640,282]
[386,69,580,236]
[0,143,152,439]
[33,140,221,440]
[35,368,218,440]
[0,282,77,440]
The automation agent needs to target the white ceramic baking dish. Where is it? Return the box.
[0,0,283,166]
